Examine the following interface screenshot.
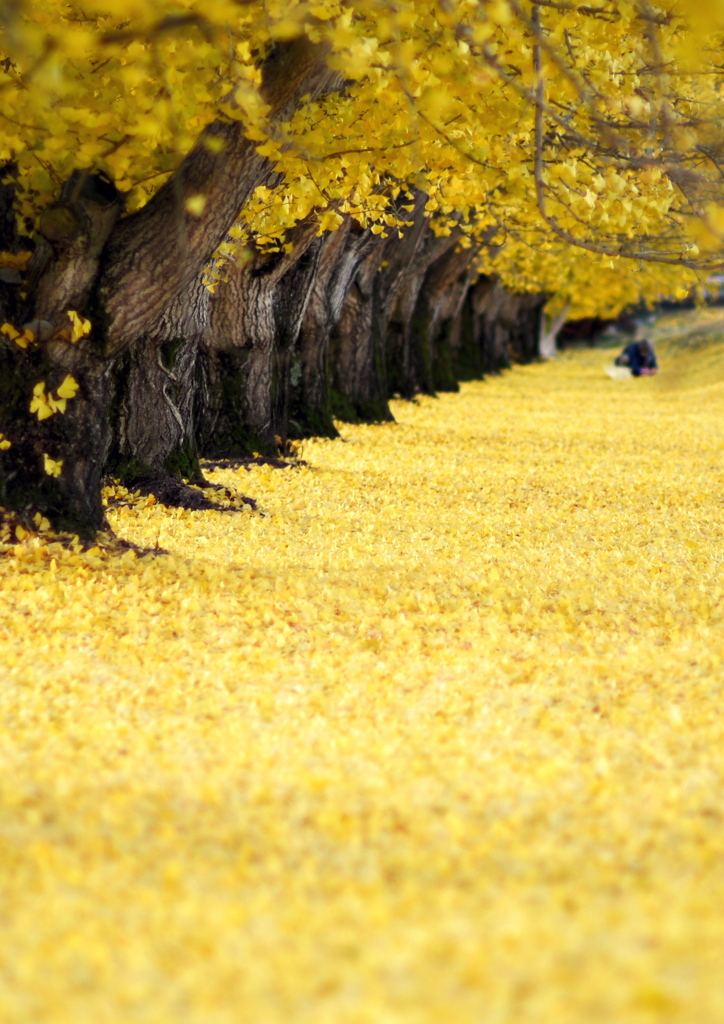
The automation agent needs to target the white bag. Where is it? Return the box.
[605,365,633,380]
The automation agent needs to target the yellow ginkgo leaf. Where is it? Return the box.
[67,311,92,342]
[43,454,63,477]
[1,322,20,340]
[32,512,51,531]
[30,384,54,420]
[56,375,79,400]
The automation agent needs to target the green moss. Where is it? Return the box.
[433,319,460,393]
[453,297,484,381]
[203,420,278,459]
[164,443,201,480]
[160,336,184,372]
[108,454,151,481]
[330,386,394,424]
[287,407,340,440]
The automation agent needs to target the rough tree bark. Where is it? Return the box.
[0,173,23,326]
[0,38,340,534]
[1,171,122,534]
[463,277,515,375]
[199,220,322,456]
[477,278,513,372]
[449,277,545,379]
[449,275,498,380]
[289,218,382,438]
[103,39,341,483]
[108,276,210,483]
[328,191,434,421]
[503,291,547,364]
[99,40,339,351]
[410,240,480,394]
[385,221,459,400]
[328,241,393,423]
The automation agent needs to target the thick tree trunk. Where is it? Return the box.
[328,192,447,420]
[473,277,514,373]
[98,39,340,352]
[451,278,490,381]
[1,39,340,533]
[107,277,209,481]
[199,223,322,456]
[101,39,340,483]
[539,302,570,358]
[289,219,381,438]
[1,172,122,534]
[450,277,546,379]
[503,292,546,364]
[0,174,23,326]
[412,242,480,394]
[385,224,459,400]
[0,334,114,535]
[328,258,389,423]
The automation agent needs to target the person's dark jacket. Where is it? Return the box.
[619,342,658,376]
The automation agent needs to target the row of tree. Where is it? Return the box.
[0,167,543,535]
[1,2,723,536]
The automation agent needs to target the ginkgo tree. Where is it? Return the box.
[0,0,721,535]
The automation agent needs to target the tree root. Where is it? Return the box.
[201,455,306,472]
[124,473,257,512]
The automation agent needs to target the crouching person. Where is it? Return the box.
[615,338,658,376]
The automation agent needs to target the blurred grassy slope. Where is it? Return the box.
[625,308,724,392]
[561,307,724,394]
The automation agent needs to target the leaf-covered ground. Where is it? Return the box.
[2,312,724,1023]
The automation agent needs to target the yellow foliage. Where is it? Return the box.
[29,383,57,420]
[29,377,79,419]
[55,375,80,400]
[67,310,92,342]
[0,250,32,270]
[1,311,724,1021]
[1,321,35,349]
[1,1,722,307]
[42,454,63,477]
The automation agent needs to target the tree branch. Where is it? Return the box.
[99,36,341,351]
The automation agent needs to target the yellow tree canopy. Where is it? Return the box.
[2,0,723,316]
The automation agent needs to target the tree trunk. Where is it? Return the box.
[539,302,570,358]
[504,292,546,364]
[413,242,480,393]
[98,39,340,353]
[385,222,459,399]
[327,194,478,418]
[0,173,23,327]
[451,278,489,381]
[324,191,436,418]
[102,39,340,482]
[199,222,321,456]
[474,277,513,373]
[0,334,115,536]
[1,172,122,534]
[1,38,340,533]
[289,218,381,438]
[107,277,209,482]
[328,240,393,423]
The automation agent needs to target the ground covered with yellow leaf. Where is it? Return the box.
[2,313,724,1023]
